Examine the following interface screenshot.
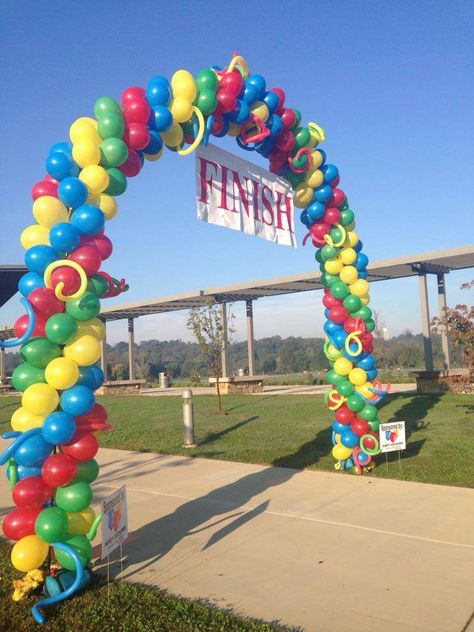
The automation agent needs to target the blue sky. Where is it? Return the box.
[1,0,473,344]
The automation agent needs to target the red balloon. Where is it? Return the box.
[123,123,150,151]
[2,506,42,540]
[280,108,296,129]
[344,318,366,334]
[122,86,146,105]
[77,403,108,424]
[32,178,58,201]
[323,207,341,225]
[331,188,346,207]
[360,332,374,354]
[80,234,113,260]
[310,222,330,245]
[68,246,102,276]
[219,70,244,96]
[124,99,151,124]
[211,113,225,135]
[323,293,341,309]
[216,88,237,114]
[272,87,286,114]
[362,434,377,450]
[119,149,143,177]
[351,418,370,437]
[29,287,64,315]
[14,311,48,338]
[12,477,52,507]
[50,267,82,296]
[41,453,77,487]
[44,175,59,184]
[275,129,295,152]
[330,175,341,189]
[61,431,99,462]
[336,406,355,425]
[328,305,348,325]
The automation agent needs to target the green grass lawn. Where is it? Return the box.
[0,541,288,632]
[0,392,473,487]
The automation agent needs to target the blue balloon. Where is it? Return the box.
[213,119,229,137]
[332,329,348,348]
[357,354,375,371]
[15,435,52,468]
[71,205,105,236]
[366,369,378,381]
[341,429,359,448]
[267,114,283,137]
[17,465,42,480]
[60,386,95,416]
[322,164,339,183]
[228,100,251,125]
[263,91,279,113]
[144,130,163,155]
[49,223,81,252]
[25,245,60,275]
[58,177,88,209]
[19,272,45,297]
[42,412,77,445]
[354,240,363,253]
[153,105,173,132]
[50,142,72,156]
[307,201,325,222]
[300,210,310,228]
[314,184,333,203]
[146,76,171,107]
[241,83,259,104]
[324,321,341,336]
[77,365,104,390]
[356,253,369,270]
[247,74,266,98]
[333,421,348,434]
[358,270,368,279]
[46,151,79,181]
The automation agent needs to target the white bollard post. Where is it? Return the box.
[182,389,196,448]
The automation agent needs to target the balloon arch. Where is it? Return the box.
[1,54,388,622]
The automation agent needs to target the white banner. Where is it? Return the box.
[101,485,128,559]
[379,421,407,453]
[196,144,296,248]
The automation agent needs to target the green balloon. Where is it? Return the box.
[87,275,109,298]
[66,291,101,321]
[314,250,323,264]
[337,380,355,397]
[54,535,92,571]
[94,96,121,119]
[45,313,78,345]
[366,319,376,332]
[359,404,378,421]
[331,281,349,300]
[329,227,344,244]
[98,113,124,140]
[339,199,349,211]
[321,244,338,260]
[20,337,61,369]
[105,168,127,196]
[346,394,365,413]
[322,272,338,288]
[343,294,362,312]
[294,127,311,149]
[369,419,380,433]
[196,68,218,92]
[100,138,129,168]
[35,507,68,543]
[74,459,100,484]
[285,171,304,189]
[290,109,301,130]
[12,363,46,392]
[55,481,92,513]
[340,209,355,226]
[327,370,345,386]
[351,306,372,321]
[197,89,218,116]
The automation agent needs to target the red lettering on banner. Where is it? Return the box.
[231,170,250,217]
[198,157,218,204]
[276,191,294,233]
[249,179,260,222]
[261,186,274,226]
[219,165,231,211]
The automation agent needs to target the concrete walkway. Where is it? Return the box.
[141,383,417,396]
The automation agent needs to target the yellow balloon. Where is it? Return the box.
[340,248,357,265]
[357,381,374,399]
[79,165,109,195]
[305,168,324,188]
[70,117,101,144]
[170,96,194,124]
[88,193,117,220]
[327,343,342,359]
[161,122,184,148]
[325,258,344,275]
[339,266,359,285]
[22,383,59,417]
[350,279,370,297]
[346,221,356,232]
[67,506,96,536]
[143,148,164,162]
[251,101,269,122]
[360,295,371,306]
[294,183,314,208]
[310,150,325,169]
[334,357,353,376]
[32,196,69,228]
[11,535,49,573]
[76,318,105,341]
[20,224,50,249]
[345,230,359,248]
[11,407,45,432]
[45,357,79,390]
[64,334,101,366]
[72,140,101,168]
[349,367,368,386]
[171,69,197,101]
[332,444,353,461]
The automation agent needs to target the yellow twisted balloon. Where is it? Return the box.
[227,54,250,79]
[345,331,363,357]
[177,107,206,156]
[324,222,347,248]
[43,260,88,302]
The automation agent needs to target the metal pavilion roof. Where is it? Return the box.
[0,265,27,309]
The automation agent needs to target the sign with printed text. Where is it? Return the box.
[101,485,128,559]
[379,421,406,453]
[196,144,296,248]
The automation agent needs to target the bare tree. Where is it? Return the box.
[186,299,235,413]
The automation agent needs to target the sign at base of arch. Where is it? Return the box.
[0,52,390,622]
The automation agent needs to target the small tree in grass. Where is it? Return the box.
[186,299,235,413]
[431,280,474,376]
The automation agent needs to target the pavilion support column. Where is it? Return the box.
[100,320,108,381]
[437,273,451,370]
[246,300,255,376]
[0,347,5,385]
[418,273,434,371]
[220,303,228,378]
[128,318,136,380]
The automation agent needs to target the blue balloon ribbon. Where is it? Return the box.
[32,542,85,625]
[0,428,41,465]
[202,114,214,147]
[0,297,36,348]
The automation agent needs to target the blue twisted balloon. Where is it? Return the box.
[0,297,36,348]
